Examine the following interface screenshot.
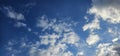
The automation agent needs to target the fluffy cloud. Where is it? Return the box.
[88,0,120,24]
[76,51,84,56]
[96,43,112,56]
[86,33,100,45]
[96,43,120,56]
[62,31,80,45]
[83,18,100,32]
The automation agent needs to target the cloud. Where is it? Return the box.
[7,11,25,20]
[36,16,73,33]
[40,33,59,45]
[62,51,73,56]
[76,51,84,56]
[88,0,120,24]
[14,22,27,27]
[36,16,49,31]
[29,42,67,56]
[63,31,80,45]
[83,18,100,32]
[112,38,119,42]
[3,7,25,20]
[107,27,120,42]
[96,43,120,56]
[86,33,100,45]
[96,43,111,56]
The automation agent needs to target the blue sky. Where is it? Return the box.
[0,0,120,56]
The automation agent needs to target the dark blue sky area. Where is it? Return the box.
[0,0,92,43]
[0,0,92,56]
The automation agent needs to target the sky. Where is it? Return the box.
[0,0,120,56]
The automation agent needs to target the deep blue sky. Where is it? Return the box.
[0,0,91,45]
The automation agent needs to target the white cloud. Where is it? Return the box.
[89,0,120,24]
[29,47,38,56]
[86,34,100,45]
[108,28,113,33]
[112,38,119,42]
[63,31,80,45]
[36,16,49,31]
[36,16,72,33]
[76,51,84,56]
[40,33,59,46]
[29,42,67,56]
[3,7,25,20]
[96,43,111,56]
[14,22,27,27]
[40,35,50,45]
[96,43,120,56]
[107,27,120,43]
[83,18,100,32]
[84,16,89,22]
[62,51,73,56]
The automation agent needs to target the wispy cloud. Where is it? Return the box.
[3,6,25,20]
[14,22,27,27]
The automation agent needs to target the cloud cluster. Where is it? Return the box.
[5,15,81,56]
[29,16,81,56]
[3,0,120,56]
[96,43,120,56]
[89,0,120,24]
[83,1,120,56]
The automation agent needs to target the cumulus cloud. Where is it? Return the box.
[62,31,80,45]
[88,0,120,24]
[86,33,100,45]
[96,43,120,56]
[83,18,100,32]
